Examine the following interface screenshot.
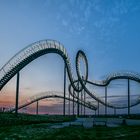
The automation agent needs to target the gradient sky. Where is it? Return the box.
[0,0,140,114]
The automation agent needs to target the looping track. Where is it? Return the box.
[1,39,140,110]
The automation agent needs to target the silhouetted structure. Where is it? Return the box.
[1,39,140,116]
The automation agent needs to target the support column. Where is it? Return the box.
[128,79,130,116]
[15,72,20,116]
[63,64,66,116]
[81,90,83,116]
[84,90,86,116]
[105,86,107,116]
[98,101,99,116]
[68,90,70,116]
[73,89,75,116]
[36,101,39,115]
[77,82,80,116]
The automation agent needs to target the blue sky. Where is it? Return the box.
[0,0,140,114]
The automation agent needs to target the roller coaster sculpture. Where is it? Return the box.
[0,39,140,115]
[10,91,96,113]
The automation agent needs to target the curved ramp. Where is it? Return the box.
[10,91,97,112]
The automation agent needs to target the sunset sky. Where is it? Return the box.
[0,0,140,114]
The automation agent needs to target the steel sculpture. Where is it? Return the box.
[1,39,140,116]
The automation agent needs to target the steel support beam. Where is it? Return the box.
[15,72,20,116]
[63,64,66,116]
[105,86,107,116]
[73,89,75,115]
[77,81,80,116]
[84,90,86,116]
[98,101,99,116]
[81,90,83,115]
[77,93,80,116]
[128,79,130,116]
[36,101,39,115]
[68,90,70,116]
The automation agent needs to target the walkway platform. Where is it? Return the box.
[50,117,140,129]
